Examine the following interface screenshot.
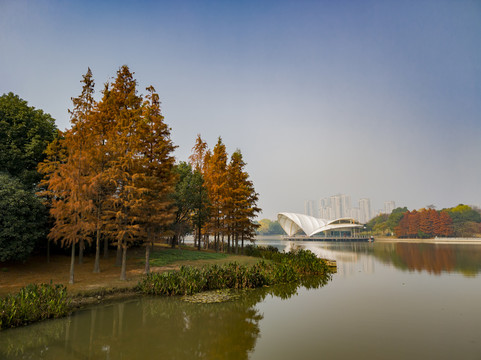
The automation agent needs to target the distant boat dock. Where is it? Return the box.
[282,235,372,242]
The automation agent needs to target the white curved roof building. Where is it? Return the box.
[277,212,363,237]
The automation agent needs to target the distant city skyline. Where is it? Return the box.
[304,194,396,223]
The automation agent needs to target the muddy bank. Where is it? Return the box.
[69,286,142,310]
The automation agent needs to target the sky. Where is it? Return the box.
[1,0,480,219]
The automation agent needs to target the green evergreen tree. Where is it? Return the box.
[0,93,57,189]
[0,173,47,262]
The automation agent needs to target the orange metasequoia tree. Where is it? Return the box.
[137,86,177,273]
[37,69,96,283]
[203,137,229,252]
[100,65,145,280]
[188,135,210,250]
[191,137,260,253]
[226,149,260,253]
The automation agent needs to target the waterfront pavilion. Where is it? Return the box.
[277,212,363,238]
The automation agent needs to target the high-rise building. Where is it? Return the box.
[350,207,360,222]
[359,198,372,223]
[328,194,351,218]
[330,194,342,219]
[384,201,396,214]
[319,197,332,220]
[315,194,382,223]
[304,200,316,217]
[318,194,352,220]
[341,194,351,217]
[320,206,334,220]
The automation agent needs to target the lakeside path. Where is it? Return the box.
[0,246,262,304]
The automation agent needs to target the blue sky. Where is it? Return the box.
[1,0,480,219]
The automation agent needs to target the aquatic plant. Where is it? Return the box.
[245,245,330,275]
[0,283,70,329]
[137,248,332,296]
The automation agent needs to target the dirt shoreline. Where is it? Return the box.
[69,286,142,310]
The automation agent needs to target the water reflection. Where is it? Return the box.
[266,239,481,276]
[372,242,481,276]
[0,277,330,360]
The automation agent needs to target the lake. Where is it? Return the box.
[1,238,481,359]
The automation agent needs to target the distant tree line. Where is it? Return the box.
[0,66,260,284]
[256,219,284,235]
[366,205,481,238]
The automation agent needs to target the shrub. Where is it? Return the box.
[0,173,47,262]
[244,244,279,257]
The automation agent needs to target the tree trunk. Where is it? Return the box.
[69,242,75,284]
[197,222,201,251]
[116,242,122,266]
[145,244,150,274]
[120,244,127,280]
[47,238,50,263]
[93,227,101,273]
[103,236,109,258]
[78,238,84,264]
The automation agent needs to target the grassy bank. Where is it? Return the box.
[147,248,228,267]
[0,245,259,298]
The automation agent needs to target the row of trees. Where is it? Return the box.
[366,205,481,238]
[32,65,260,283]
[394,208,453,238]
[38,66,177,282]
[183,135,260,252]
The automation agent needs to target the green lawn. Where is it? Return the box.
[147,248,228,267]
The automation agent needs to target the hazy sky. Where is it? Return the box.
[1,0,480,219]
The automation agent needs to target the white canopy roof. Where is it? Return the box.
[277,212,362,237]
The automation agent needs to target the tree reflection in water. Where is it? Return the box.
[311,241,481,276]
[0,276,331,360]
[372,242,481,276]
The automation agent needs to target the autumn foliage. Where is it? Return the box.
[38,66,177,281]
[395,208,453,238]
[37,66,261,282]
[188,135,260,253]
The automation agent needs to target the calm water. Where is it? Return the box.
[2,238,481,359]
